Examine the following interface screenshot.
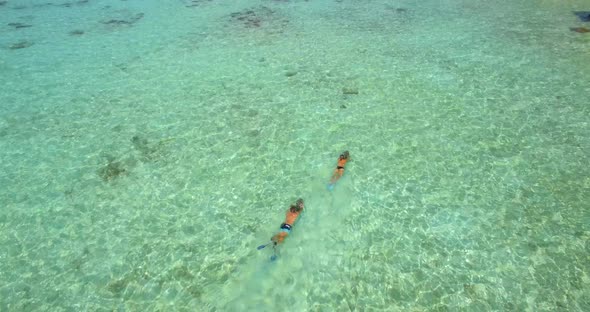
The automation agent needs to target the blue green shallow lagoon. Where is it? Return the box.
[1,0,589,311]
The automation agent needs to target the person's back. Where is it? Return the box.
[328,151,350,190]
[284,204,303,225]
[271,198,304,245]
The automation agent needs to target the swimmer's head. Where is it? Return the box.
[290,199,304,212]
[340,151,350,159]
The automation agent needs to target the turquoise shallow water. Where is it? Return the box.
[1,0,589,311]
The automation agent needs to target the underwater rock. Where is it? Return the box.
[7,22,32,29]
[8,40,33,50]
[573,11,590,22]
[570,27,590,33]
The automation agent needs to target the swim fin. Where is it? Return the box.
[574,11,590,22]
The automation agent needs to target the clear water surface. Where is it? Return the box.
[0,0,589,311]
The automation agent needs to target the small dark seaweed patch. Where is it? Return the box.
[32,3,54,8]
[106,277,128,297]
[342,87,359,95]
[570,27,590,33]
[30,0,89,8]
[8,40,33,50]
[186,284,202,298]
[101,12,144,26]
[384,4,409,14]
[230,10,262,28]
[229,6,284,29]
[184,0,214,8]
[97,158,127,181]
[247,129,260,137]
[131,134,159,161]
[131,135,149,150]
[58,0,89,7]
[8,22,32,29]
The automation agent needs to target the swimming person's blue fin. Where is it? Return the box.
[257,243,271,250]
[573,11,590,22]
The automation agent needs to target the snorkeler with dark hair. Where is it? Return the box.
[257,199,304,261]
[327,151,350,191]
